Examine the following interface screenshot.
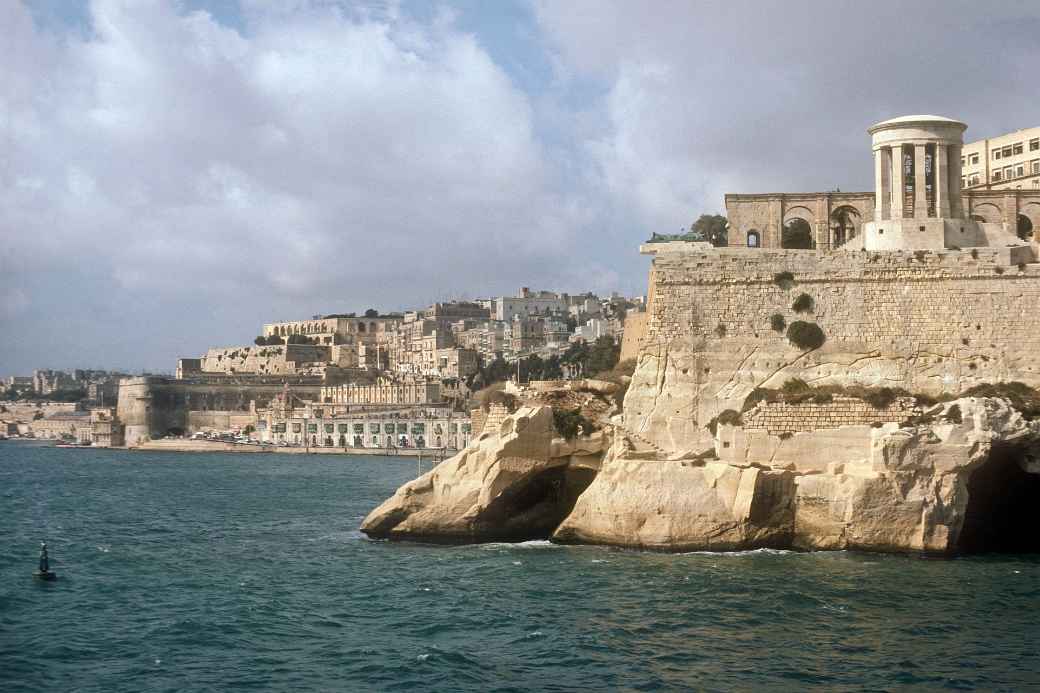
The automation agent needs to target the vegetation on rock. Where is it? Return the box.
[786,321,825,350]
[792,293,814,313]
[552,408,597,440]
[769,313,786,332]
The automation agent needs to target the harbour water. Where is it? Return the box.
[2,443,1039,691]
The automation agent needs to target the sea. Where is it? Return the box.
[2,442,1039,692]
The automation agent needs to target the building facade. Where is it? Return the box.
[255,396,472,450]
[721,116,1040,250]
[961,126,1040,192]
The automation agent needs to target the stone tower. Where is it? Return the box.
[862,115,978,250]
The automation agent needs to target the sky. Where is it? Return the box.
[2,0,1039,374]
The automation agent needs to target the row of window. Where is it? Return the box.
[962,159,1040,187]
[262,421,471,434]
[992,138,1040,161]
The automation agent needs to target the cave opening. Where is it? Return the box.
[478,466,598,542]
[957,444,1040,554]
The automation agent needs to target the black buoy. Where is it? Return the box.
[33,542,57,581]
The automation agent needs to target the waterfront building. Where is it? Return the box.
[493,288,568,322]
[255,392,471,450]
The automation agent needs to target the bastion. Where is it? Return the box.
[363,115,1040,554]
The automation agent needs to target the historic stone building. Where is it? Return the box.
[724,116,1040,250]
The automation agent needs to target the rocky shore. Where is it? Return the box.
[361,395,1040,554]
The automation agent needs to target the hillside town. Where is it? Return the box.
[1,287,646,452]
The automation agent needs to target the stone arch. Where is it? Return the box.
[746,229,761,248]
[782,205,816,227]
[830,206,861,248]
[971,202,1002,224]
[1018,214,1034,241]
[782,218,815,249]
[358,322,366,333]
[1021,203,1040,240]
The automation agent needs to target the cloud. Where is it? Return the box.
[535,0,1040,231]
[3,0,1039,374]
[0,0,613,372]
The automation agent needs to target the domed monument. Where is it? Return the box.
[863,115,978,250]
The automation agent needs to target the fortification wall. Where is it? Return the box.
[200,344,331,375]
[625,247,1040,452]
[741,396,919,435]
[117,377,321,445]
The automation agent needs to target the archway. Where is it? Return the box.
[782,218,815,249]
[830,206,861,248]
[1018,214,1034,241]
[957,444,1040,553]
[746,230,761,248]
[970,203,1002,225]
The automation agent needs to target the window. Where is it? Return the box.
[746,230,760,248]
[1004,166,1013,179]
[369,423,379,433]
[961,157,966,167]
[970,174,980,186]
[1031,139,1039,152]
[306,423,317,433]
[353,423,364,434]
[994,150,1002,160]
[1032,160,1039,175]
[1014,143,1023,156]
[993,171,1003,182]
[292,423,302,433]
[1003,146,1013,158]
[338,424,348,433]
[1016,165,1025,178]
[324,423,334,433]
[1034,179,1040,188]
[961,177,966,189]
[971,154,979,165]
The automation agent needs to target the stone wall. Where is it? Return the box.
[625,246,1040,452]
[619,311,648,362]
[117,377,321,445]
[742,396,919,435]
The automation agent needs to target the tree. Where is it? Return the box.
[587,336,621,375]
[364,308,379,318]
[543,354,563,380]
[691,214,729,247]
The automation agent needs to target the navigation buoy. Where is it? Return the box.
[33,542,57,581]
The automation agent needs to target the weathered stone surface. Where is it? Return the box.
[553,431,795,551]
[360,406,601,542]
[556,397,1039,553]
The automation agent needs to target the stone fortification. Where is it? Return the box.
[200,344,355,376]
[741,396,920,435]
[117,376,321,445]
[627,246,1040,452]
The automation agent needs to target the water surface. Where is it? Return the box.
[2,443,1039,691]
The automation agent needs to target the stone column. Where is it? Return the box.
[914,143,928,219]
[948,143,963,218]
[873,149,885,221]
[891,145,905,219]
[935,144,951,218]
[880,147,891,220]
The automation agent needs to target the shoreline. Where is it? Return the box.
[126,439,456,458]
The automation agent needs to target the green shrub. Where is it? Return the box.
[792,293,814,313]
[961,382,1040,420]
[552,408,596,440]
[995,266,1005,275]
[772,271,795,288]
[714,323,727,338]
[787,321,826,350]
[706,409,743,435]
[945,404,962,424]
[970,248,979,259]
[769,313,786,332]
[913,250,927,262]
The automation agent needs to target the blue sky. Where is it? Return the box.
[2,0,1039,374]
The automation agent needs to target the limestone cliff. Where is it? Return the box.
[361,406,603,542]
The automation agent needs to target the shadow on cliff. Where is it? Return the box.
[473,466,598,542]
[958,443,1040,554]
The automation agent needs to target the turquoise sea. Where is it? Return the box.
[2,443,1039,691]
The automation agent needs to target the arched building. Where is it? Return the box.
[724,115,1040,251]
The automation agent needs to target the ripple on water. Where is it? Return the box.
[3,446,1040,692]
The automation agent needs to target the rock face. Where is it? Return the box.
[363,397,1040,554]
[558,397,1040,553]
[361,406,603,542]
